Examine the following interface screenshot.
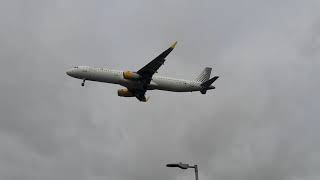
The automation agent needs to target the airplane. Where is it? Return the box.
[66,41,219,102]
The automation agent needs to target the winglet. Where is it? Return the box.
[136,95,150,102]
[170,41,178,49]
[142,96,150,102]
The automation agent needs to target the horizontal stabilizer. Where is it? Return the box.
[201,76,219,87]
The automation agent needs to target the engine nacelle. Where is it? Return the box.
[123,71,141,80]
[117,88,135,97]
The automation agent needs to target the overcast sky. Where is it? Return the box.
[0,0,319,180]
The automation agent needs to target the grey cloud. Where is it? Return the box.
[0,0,319,180]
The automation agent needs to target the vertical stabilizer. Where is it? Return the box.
[195,67,212,83]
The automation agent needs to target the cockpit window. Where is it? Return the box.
[74,66,78,68]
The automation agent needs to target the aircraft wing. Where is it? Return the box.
[137,41,177,82]
[126,88,149,102]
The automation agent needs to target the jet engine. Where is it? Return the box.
[123,71,141,80]
[117,88,135,97]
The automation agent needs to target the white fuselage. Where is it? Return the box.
[66,66,213,92]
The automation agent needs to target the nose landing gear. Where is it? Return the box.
[81,79,86,86]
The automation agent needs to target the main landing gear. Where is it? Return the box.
[81,79,86,86]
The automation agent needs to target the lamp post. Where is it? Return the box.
[166,162,199,180]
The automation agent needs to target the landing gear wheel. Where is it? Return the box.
[81,79,86,86]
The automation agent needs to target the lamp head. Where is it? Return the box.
[166,162,190,169]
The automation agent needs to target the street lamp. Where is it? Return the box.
[166,162,199,180]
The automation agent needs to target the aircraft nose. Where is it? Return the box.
[66,69,74,76]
